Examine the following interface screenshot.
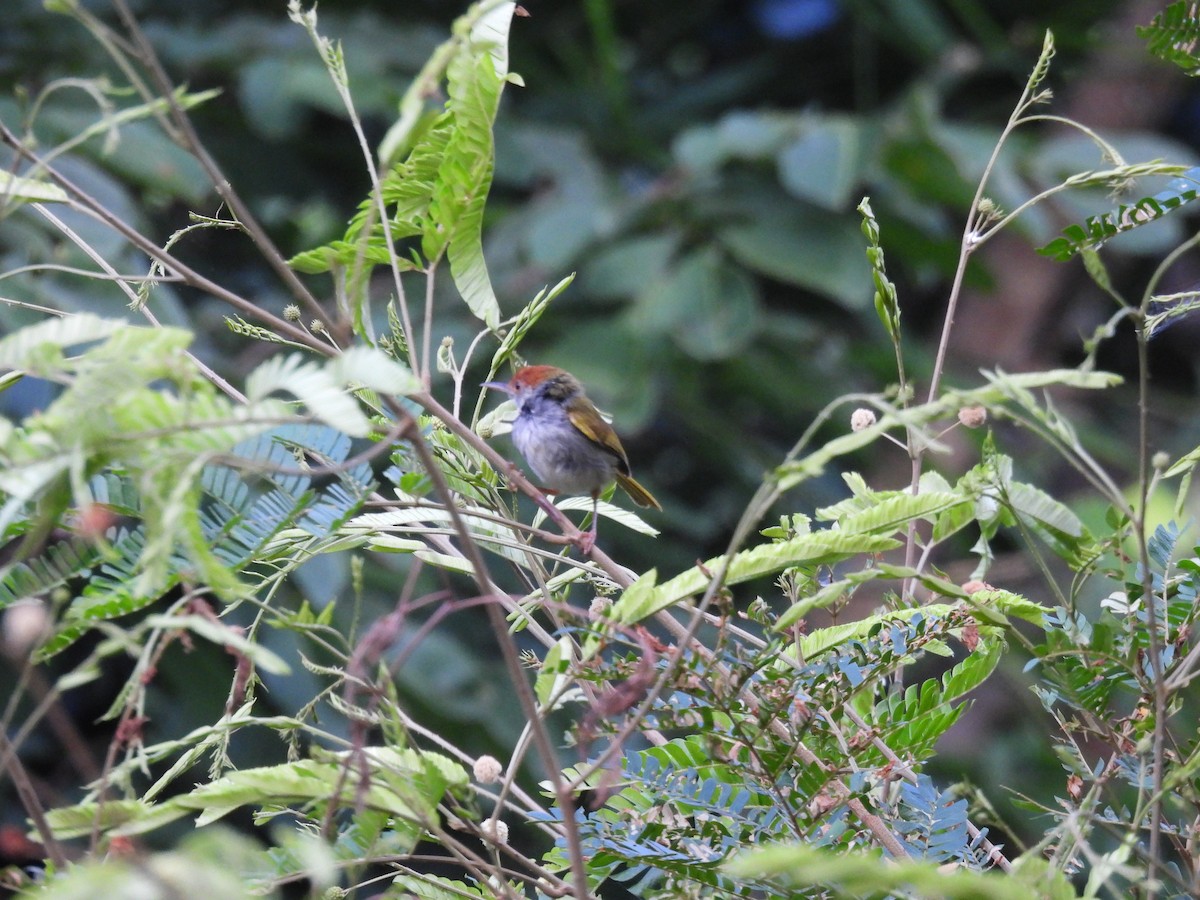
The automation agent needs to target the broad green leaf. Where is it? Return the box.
[613,531,900,624]
[728,842,1046,899]
[718,209,870,307]
[835,491,962,535]
[672,109,796,172]
[0,170,69,204]
[776,115,864,210]
[632,246,760,360]
[579,235,677,300]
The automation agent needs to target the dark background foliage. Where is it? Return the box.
[3,0,1199,873]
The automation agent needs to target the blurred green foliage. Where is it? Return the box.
[5,0,1200,880]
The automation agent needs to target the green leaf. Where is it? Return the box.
[775,369,1121,492]
[718,208,870,307]
[775,567,887,629]
[776,115,864,210]
[143,614,291,675]
[1037,166,1200,260]
[484,273,575,383]
[160,747,466,832]
[331,346,421,396]
[246,354,372,437]
[0,313,133,372]
[580,235,677,300]
[1145,289,1200,339]
[0,170,70,205]
[44,799,189,840]
[613,531,900,624]
[835,491,963,536]
[1004,479,1084,538]
[423,4,515,331]
[546,495,659,536]
[535,636,574,708]
[632,246,760,360]
[858,197,901,341]
[1138,2,1200,75]
[728,843,1045,898]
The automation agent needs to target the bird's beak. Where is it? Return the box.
[481,380,512,394]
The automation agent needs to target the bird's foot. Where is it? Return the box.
[574,531,596,554]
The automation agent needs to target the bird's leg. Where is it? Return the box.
[574,491,600,554]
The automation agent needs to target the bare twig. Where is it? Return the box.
[109,0,331,330]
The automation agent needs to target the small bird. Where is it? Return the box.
[483,365,661,551]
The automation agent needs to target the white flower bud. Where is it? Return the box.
[850,408,877,432]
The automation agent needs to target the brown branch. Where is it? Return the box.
[389,397,590,899]
[109,0,331,331]
[0,122,329,356]
[0,732,67,869]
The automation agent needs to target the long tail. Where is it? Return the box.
[616,472,662,510]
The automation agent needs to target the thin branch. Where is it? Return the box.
[0,124,329,354]
[108,0,330,329]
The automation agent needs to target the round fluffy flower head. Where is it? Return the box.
[473,754,503,784]
[961,580,993,595]
[957,405,987,428]
[850,408,877,432]
[480,819,509,845]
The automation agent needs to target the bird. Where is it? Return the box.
[482,365,661,551]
